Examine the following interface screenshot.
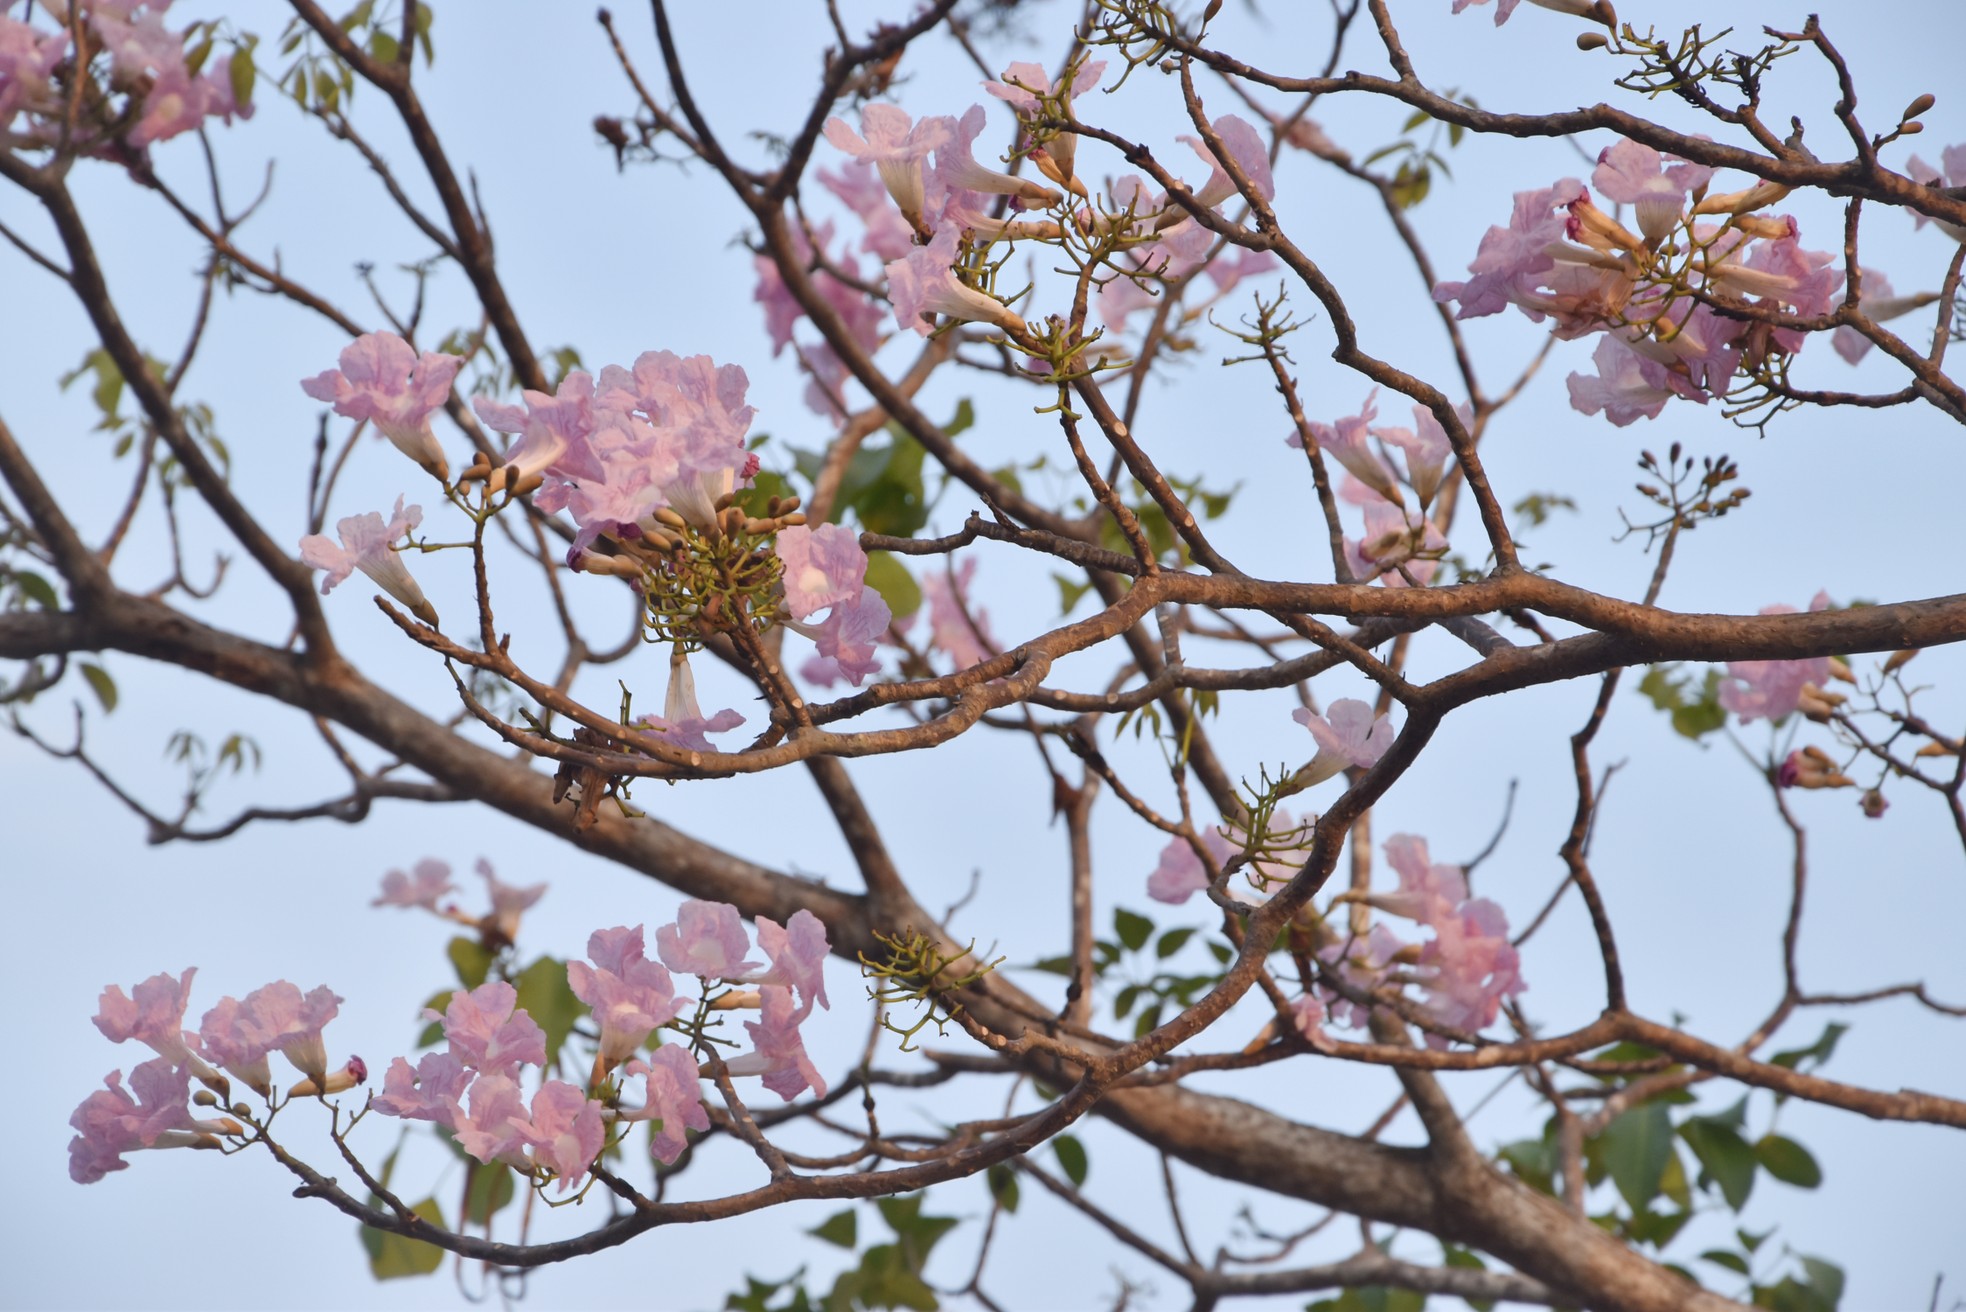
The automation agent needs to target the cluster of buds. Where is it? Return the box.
[614,491,803,648]
[1778,745,1855,791]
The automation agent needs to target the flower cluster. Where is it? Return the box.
[73,969,362,1183]
[1288,391,1455,585]
[1434,141,1855,426]
[1,1,254,153]
[371,855,547,945]
[1315,835,1526,1047]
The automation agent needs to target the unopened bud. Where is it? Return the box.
[780,512,807,527]
[193,1090,218,1107]
[653,507,689,531]
[1779,745,1855,790]
[231,1102,253,1118]
[1882,647,1919,674]
[743,518,772,535]
[1860,788,1889,819]
[1827,656,1856,683]
[709,989,763,1010]
[715,491,739,512]
[1202,0,1223,20]
[1798,683,1845,722]
[1732,212,1798,240]
[1901,122,1925,136]
[1916,740,1960,758]
[1576,31,1609,49]
[1903,94,1937,122]
[720,506,747,535]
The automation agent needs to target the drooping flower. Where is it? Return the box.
[797,588,893,688]
[1178,114,1276,211]
[923,557,995,668]
[301,333,462,482]
[1718,592,1834,724]
[1347,500,1447,587]
[68,1059,233,1184]
[777,524,871,621]
[429,981,547,1078]
[1906,145,1966,242]
[984,58,1106,183]
[1432,178,1588,320]
[620,1046,709,1166]
[653,903,759,982]
[566,926,685,1070]
[1591,138,1711,245]
[753,910,831,1019]
[640,652,746,754]
[518,1081,606,1192]
[1146,827,1235,905]
[821,104,951,235]
[729,985,827,1101]
[1414,898,1524,1044]
[1371,403,1461,507]
[1290,390,1400,504]
[1566,333,1675,426]
[931,104,1061,207]
[476,858,546,943]
[372,858,456,911]
[1376,834,1471,927]
[370,1052,471,1125]
[1292,698,1396,787]
[887,226,1026,337]
[198,982,343,1093]
[449,1073,532,1168]
[1317,924,1411,1029]
[93,969,206,1071]
[471,370,611,493]
[592,351,758,530]
[299,497,439,627]
[1290,995,1335,1052]
[1451,0,1607,25]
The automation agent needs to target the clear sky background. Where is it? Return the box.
[3,1,1964,1308]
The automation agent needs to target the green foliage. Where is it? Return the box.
[1637,663,1727,739]
[461,1161,516,1227]
[1052,1134,1088,1187]
[1306,1285,1425,1312]
[1752,1135,1822,1188]
[810,1209,858,1249]
[861,550,922,620]
[1752,1256,1845,1312]
[358,1197,448,1279]
[1113,907,1154,952]
[1596,1103,1674,1213]
[986,1162,1020,1213]
[795,402,971,539]
[512,955,583,1063]
[1680,1101,1758,1210]
[726,1272,816,1312]
[445,936,493,990]
[796,1195,960,1312]
[79,663,117,713]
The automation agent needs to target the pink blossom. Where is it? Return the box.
[1566,334,1676,426]
[450,1073,532,1167]
[372,858,456,911]
[730,985,827,1101]
[519,1081,606,1191]
[370,1052,471,1125]
[818,160,916,263]
[640,653,745,754]
[1591,139,1711,244]
[476,858,546,943]
[471,370,610,492]
[429,980,547,1077]
[1178,114,1276,210]
[198,982,342,1092]
[0,15,68,134]
[1206,246,1281,298]
[93,969,204,1070]
[1371,403,1461,507]
[298,496,438,627]
[1376,834,1470,926]
[797,588,893,687]
[1290,390,1400,503]
[1147,827,1235,905]
[1832,270,1927,364]
[653,902,758,982]
[777,524,870,621]
[1707,231,1840,352]
[592,351,757,530]
[753,910,832,1019]
[886,226,1025,337]
[1452,0,1604,23]
[1290,995,1335,1052]
[567,926,685,1065]
[821,104,951,232]
[1433,178,1587,319]
[621,1046,710,1165]
[982,59,1107,114]
[301,333,461,482]
[924,557,995,668]
[1292,698,1395,787]
[933,104,1061,207]
[68,1059,229,1184]
[1347,500,1446,587]
[1906,146,1966,241]
[1416,898,1524,1044]
[1718,593,1834,724]
[1317,924,1410,1029]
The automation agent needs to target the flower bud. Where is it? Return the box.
[1860,788,1889,819]
[1779,745,1854,790]
[653,507,689,531]
[1798,683,1845,722]
[1828,656,1856,684]
[1903,94,1937,122]
[1576,31,1609,49]
[1882,647,1919,674]
[193,1090,218,1107]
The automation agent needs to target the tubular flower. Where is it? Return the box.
[68,1059,236,1184]
[299,497,439,627]
[1718,592,1834,724]
[1177,114,1276,211]
[728,985,827,1101]
[93,969,209,1074]
[301,333,462,482]
[753,910,832,1020]
[1591,138,1711,245]
[372,858,456,911]
[518,1081,607,1192]
[567,926,685,1070]
[931,104,1061,207]
[640,652,746,754]
[1290,390,1401,504]
[476,858,547,943]
[429,981,547,1078]
[1415,898,1524,1044]
[619,1046,710,1165]
[1146,827,1235,905]
[653,902,760,981]
[1291,698,1396,787]
[1371,403,1461,507]
[887,227,1025,337]
[370,1052,471,1125]
[821,104,951,236]
[777,524,871,621]
[983,58,1105,183]
[923,557,995,669]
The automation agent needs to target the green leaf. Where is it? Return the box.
[368,29,399,62]
[1155,927,1196,959]
[986,1162,1020,1213]
[358,1196,447,1279]
[873,1193,959,1266]
[1441,1246,1494,1312]
[1400,108,1431,132]
[1702,1249,1752,1275]
[1658,1143,1691,1209]
[461,1161,515,1226]
[1052,572,1095,616]
[512,956,583,1063]
[445,936,494,989]
[416,990,452,1049]
[1113,908,1154,953]
[941,398,975,440]
[809,1208,857,1248]
[1053,1134,1088,1187]
[1770,1021,1848,1073]
[228,46,256,107]
[1599,1102,1674,1212]
[861,550,921,620]
[13,570,59,609]
[1754,1134,1822,1188]
[1132,1001,1162,1038]
[79,663,117,713]
[1680,1116,1757,1210]
[1799,1257,1845,1305]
